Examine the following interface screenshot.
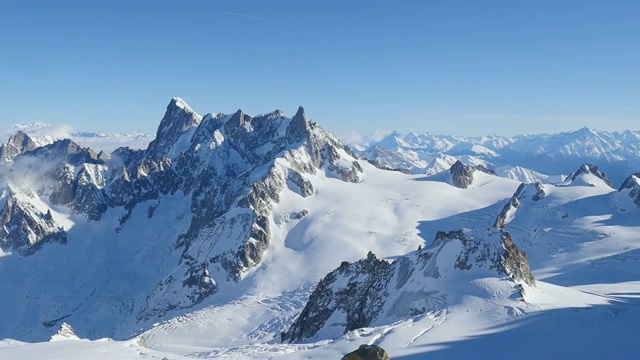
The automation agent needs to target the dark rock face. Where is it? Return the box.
[0,101,355,336]
[0,196,67,256]
[283,228,534,343]
[500,231,536,287]
[145,97,202,159]
[0,98,364,326]
[440,229,535,287]
[341,344,390,360]
[619,173,640,191]
[619,173,640,207]
[448,161,497,189]
[282,252,392,343]
[449,160,475,189]
[494,182,548,228]
[475,163,496,175]
[449,160,476,189]
[494,183,524,228]
[0,131,39,162]
[567,163,614,188]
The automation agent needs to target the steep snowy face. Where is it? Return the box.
[0,98,363,340]
[494,165,549,184]
[361,145,419,172]
[424,154,458,176]
[282,228,534,343]
[494,165,620,232]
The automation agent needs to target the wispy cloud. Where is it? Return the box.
[219,10,293,27]
[338,128,393,145]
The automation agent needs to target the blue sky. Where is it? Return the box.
[1,0,638,139]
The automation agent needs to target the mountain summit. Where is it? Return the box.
[0,98,363,340]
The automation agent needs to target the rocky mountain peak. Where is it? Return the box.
[282,252,392,343]
[573,126,597,137]
[566,163,614,188]
[494,182,547,228]
[449,160,475,189]
[170,97,193,112]
[0,130,38,162]
[283,228,534,343]
[0,98,366,339]
[146,97,202,158]
[286,106,309,141]
[49,323,80,341]
[619,173,640,190]
[0,195,67,256]
[619,173,640,207]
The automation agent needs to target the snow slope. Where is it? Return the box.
[1,102,639,359]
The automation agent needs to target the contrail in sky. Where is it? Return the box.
[218,10,293,27]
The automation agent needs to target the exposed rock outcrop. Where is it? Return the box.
[449,160,475,189]
[49,323,80,341]
[494,182,548,228]
[565,163,614,188]
[0,195,67,256]
[448,160,495,189]
[0,131,38,162]
[0,98,365,326]
[619,173,640,207]
[282,252,392,343]
[283,228,534,343]
[342,344,390,360]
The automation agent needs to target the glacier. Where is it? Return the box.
[0,99,639,359]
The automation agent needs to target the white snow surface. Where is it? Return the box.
[3,161,639,359]
[2,115,640,358]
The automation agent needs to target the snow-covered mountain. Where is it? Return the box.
[352,128,640,185]
[0,97,367,341]
[1,100,639,359]
[281,227,534,343]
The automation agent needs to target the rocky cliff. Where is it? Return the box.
[0,98,363,339]
[282,227,534,343]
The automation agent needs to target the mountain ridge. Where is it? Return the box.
[1,100,639,359]
[352,128,640,185]
[0,98,364,340]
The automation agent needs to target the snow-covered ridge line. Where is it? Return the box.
[0,97,365,341]
[352,127,640,186]
[1,100,639,359]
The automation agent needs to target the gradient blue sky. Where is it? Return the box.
[1,0,638,139]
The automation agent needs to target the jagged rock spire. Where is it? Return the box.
[146,97,202,158]
[286,106,309,142]
[566,164,614,188]
[449,160,475,189]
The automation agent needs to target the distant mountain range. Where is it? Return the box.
[350,128,640,185]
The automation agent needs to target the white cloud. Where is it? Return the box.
[338,128,392,145]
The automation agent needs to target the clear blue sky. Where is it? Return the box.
[1,0,638,138]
